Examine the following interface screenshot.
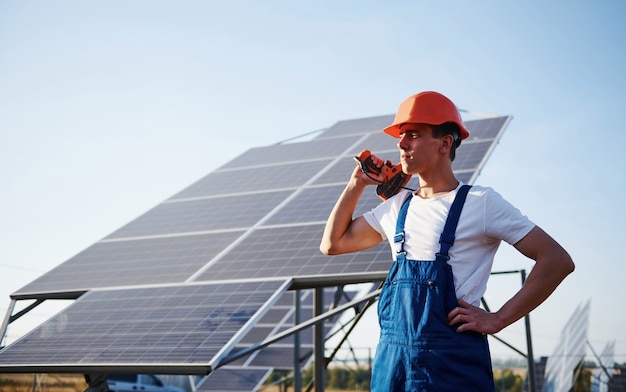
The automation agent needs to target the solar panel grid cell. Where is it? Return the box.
[196,225,390,281]
[247,346,310,369]
[219,136,358,169]
[169,159,332,200]
[465,116,508,140]
[455,171,474,185]
[309,155,417,196]
[452,140,493,171]
[309,156,360,186]
[196,366,271,392]
[13,232,245,297]
[105,191,293,239]
[255,309,288,325]
[314,115,394,139]
[349,133,400,156]
[263,184,380,225]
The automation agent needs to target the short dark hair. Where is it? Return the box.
[431,122,461,161]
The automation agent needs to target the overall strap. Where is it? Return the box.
[436,184,472,262]
[393,192,413,256]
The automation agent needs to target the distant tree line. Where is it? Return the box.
[264,359,626,391]
[266,365,525,391]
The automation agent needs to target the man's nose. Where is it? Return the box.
[397,134,408,150]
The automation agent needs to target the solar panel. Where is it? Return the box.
[0,280,290,374]
[542,300,590,392]
[10,115,509,298]
[590,341,615,392]
[0,113,511,389]
[196,366,272,392]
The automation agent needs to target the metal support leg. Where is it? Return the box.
[488,269,537,391]
[521,270,536,392]
[314,288,324,392]
[83,374,109,392]
[0,299,16,348]
[293,290,302,392]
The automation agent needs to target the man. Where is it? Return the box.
[319,91,574,391]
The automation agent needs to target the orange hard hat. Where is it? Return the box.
[383,91,470,140]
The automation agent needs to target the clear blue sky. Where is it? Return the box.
[1,1,625,363]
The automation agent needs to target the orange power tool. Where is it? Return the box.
[353,150,414,200]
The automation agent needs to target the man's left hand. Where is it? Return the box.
[447,299,504,334]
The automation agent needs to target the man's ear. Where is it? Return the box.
[439,134,454,153]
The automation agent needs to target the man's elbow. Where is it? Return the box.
[561,252,575,276]
[551,248,575,279]
[319,235,351,255]
[319,241,339,256]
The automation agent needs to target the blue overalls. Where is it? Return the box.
[371,185,495,392]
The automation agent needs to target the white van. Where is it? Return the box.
[105,374,186,392]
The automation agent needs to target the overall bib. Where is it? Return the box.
[371,185,495,392]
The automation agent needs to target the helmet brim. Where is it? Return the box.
[383,122,470,140]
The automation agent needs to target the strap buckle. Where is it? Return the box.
[393,230,406,254]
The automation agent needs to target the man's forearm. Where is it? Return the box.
[494,249,574,331]
[320,179,366,255]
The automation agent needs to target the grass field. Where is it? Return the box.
[0,374,356,392]
[0,374,86,392]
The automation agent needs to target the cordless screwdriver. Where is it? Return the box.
[353,149,414,200]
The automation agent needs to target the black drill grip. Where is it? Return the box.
[354,150,383,175]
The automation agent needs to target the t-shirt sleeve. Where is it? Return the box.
[485,188,535,245]
[362,190,411,242]
[363,209,385,239]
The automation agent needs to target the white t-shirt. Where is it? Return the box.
[363,183,535,305]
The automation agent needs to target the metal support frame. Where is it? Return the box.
[0,299,48,348]
[1,299,47,348]
[324,289,378,365]
[293,290,302,392]
[1,291,84,348]
[83,374,109,392]
[520,270,537,392]
[313,287,324,392]
[215,289,380,369]
[587,341,615,391]
[207,285,380,392]
[486,269,536,392]
[0,299,16,348]
[302,284,379,392]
